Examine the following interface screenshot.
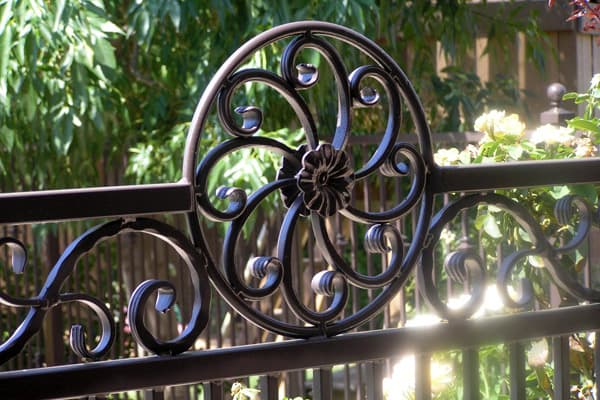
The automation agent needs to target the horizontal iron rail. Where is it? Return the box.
[2,303,600,399]
[1,157,599,225]
[0,182,193,225]
[432,158,600,193]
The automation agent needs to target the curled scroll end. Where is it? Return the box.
[296,63,319,88]
[234,106,263,134]
[554,194,591,226]
[554,195,578,225]
[70,325,92,359]
[379,144,419,178]
[311,270,343,297]
[0,239,27,274]
[247,256,283,280]
[216,185,247,217]
[155,287,176,314]
[364,224,399,254]
[243,256,283,299]
[444,251,483,284]
[498,276,534,309]
[69,324,110,360]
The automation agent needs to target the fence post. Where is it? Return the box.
[539,83,575,126]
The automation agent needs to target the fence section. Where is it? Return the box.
[0,19,600,400]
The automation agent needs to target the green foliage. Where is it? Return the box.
[0,0,551,190]
[118,0,551,184]
[564,74,600,139]
[431,67,522,132]
[437,110,598,292]
[0,0,124,189]
[434,108,600,398]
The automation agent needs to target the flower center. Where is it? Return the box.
[315,170,328,187]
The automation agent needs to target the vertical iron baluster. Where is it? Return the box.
[552,336,570,400]
[313,367,333,400]
[365,360,384,400]
[203,381,223,400]
[143,387,164,400]
[343,364,351,400]
[415,353,431,400]
[260,375,279,399]
[595,331,600,400]
[509,342,526,400]
[463,348,480,400]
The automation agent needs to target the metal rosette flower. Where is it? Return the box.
[0,218,211,365]
[184,21,434,337]
[418,193,600,321]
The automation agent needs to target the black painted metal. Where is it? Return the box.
[415,354,431,400]
[432,158,600,193]
[204,381,224,400]
[2,303,600,399]
[419,192,600,320]
[314,367,333,400]
[463,349,479,400]
[509,343,526,400]
[143,388,164,400]
[0,20,599,400]
[183,20,434,339]
[0,217,211,366]
[0,182,192,224]
[552,336,570,400]
[366,361,384,400]
[595,332,600,400]
[259,375,279,400]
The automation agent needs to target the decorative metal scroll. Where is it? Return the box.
[0,218,210,364]
[184,21,434,337]
[418,192,600,321]
[3,21,596,368]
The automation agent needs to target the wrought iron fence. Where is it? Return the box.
[0,21,600,400]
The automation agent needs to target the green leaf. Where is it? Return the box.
[166,2,181,32]
[506,144,523,160]
[0,0,13,35]
[23,79,36,121]
[76,42,95,71]
[567,118,600,134]
[548,185,570,200]
[93,37,116,69]
[527,255,545,268]
[52,0,66,32]
[568,184,598,204]
[0,126,15,150]
[483,214,502,239]
[0,24,12,80]
[100,21,123,34]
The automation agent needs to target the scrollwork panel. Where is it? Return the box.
[0,217,211,365]
[418,192,600,322]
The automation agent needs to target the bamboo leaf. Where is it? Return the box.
[93,37,116,69]
[0,24,12,80]
[0,0,13,35]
